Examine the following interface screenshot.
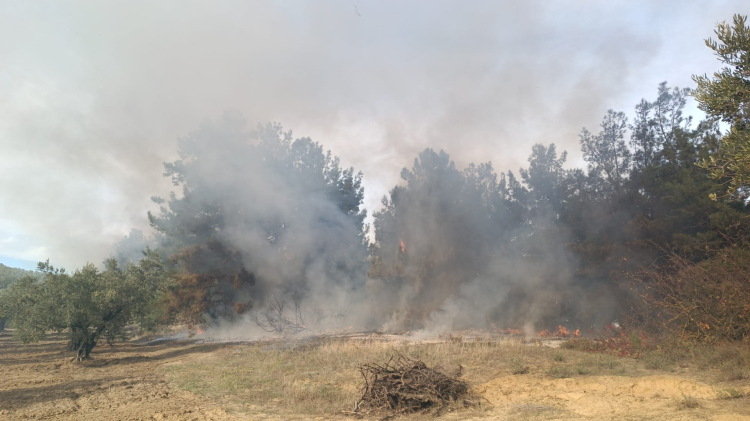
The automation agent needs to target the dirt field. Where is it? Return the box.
[2,330,750,420]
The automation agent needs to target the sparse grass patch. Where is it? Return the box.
[641,351,676,371]
[717,388,744,399]
[677,394,701,409]
[575,365,590,375]
[561,350,629,378]
[559,331,653,357]
[687,343,750,381]
[695,345,748,368]
[593,354,620,370]
[508,403,559,416]
[719,366,748,382]
[552,353,564,362]
[547,365,573,378]
[510,357,529,375]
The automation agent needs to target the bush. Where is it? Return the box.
[630,248,750,343]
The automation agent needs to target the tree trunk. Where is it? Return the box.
[68,327,101,361]
[70,337,97,361]
[0,317,6,332]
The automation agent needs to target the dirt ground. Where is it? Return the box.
[0,331,241,420]
[2,330,750,420]
[479,374,750,420]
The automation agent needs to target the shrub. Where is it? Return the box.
[630,248,750,343]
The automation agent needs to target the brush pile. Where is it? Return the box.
[352,352,480,416]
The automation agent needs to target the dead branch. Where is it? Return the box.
[253,296,306,335]
[350,351,481,417]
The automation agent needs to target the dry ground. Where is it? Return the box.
[2,330,750,420]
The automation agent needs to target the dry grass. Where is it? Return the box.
[2,330,750,420]
[717,388,744,399]
[563,335,750,382]
[677,394,701,409]
[161,337,640,418]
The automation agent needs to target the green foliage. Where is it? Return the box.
[0,264,43,331]
[0,275,50,340]
[0,263,40,290]
[149,116,368,326]
[579,109,632,197]
[0,252,168,360]
[718,388,744,399]
[693,14,750,201]
[546,365,573,379]
[626,123,748,254]
[368,148,528,328]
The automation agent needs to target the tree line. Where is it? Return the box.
[1,14,748,358]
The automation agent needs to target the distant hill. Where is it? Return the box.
[0,263,40,289]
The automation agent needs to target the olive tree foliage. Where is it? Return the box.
[693,14,750,200]
[0,251,168,361]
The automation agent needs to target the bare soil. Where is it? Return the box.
[2,330,750,420]
[0,331,240,420]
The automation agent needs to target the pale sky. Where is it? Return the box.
[0,0,746,270]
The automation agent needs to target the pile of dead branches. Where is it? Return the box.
[351,352,480,417]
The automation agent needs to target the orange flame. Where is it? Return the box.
[537,326,578,338]
[197,327,203,335]
[400,239,406,253]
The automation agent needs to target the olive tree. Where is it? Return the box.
[693,14,750,200]
[0,251,167,361]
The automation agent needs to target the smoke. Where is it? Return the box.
[143,116,576,335]
[152,120,622,336]
[145,115,373,329]
[1,0,744,269]
[362,147,608,334]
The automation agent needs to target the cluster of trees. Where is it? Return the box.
[0,263,39,289]
[367,80,746,330]
[367,15,750,336]
[147,119,369,327]
[0,254,168,360]
[0,14,748,359]
[0,263,40,331]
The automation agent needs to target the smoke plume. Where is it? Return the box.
[1,1,743,268]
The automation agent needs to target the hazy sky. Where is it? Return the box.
[0,0,746,270]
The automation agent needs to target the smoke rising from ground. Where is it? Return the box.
[146,116,374,329]
[0,1,744,269]
[146,115,623,335]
